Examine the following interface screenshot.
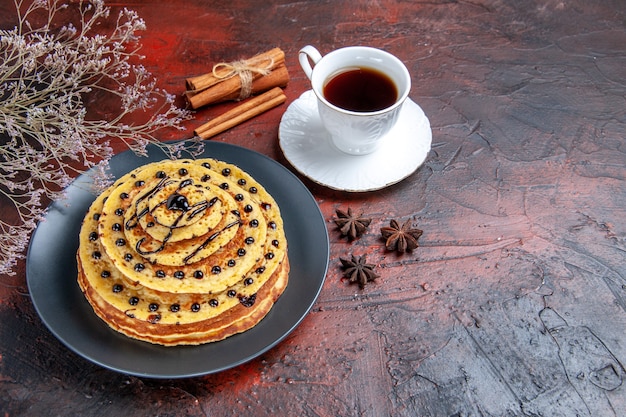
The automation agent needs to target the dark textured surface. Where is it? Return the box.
[2,0,626,415]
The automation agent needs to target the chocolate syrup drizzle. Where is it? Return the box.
[182,219,241,264]
[122,174,240,263]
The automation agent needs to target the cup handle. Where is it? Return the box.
[298,45,323,80]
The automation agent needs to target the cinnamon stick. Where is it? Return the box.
[185,47,289,109]
[186,64,289,109]
[194,87,287,140]
[186,47,285,92]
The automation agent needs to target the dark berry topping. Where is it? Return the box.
[149,303,159,312]
[237,248,246,257]
[211,266,222,274]
[113,284,123,293]
[249,186,258,194]
[244,277,254,286]
[170,304,180,312]
[89,231,98,241]
[93,213,100,221]
[92,251,101,259]
[221,168,231,176]
[135,180,145,187]
[237,178,246,185]
[124,253,133,261]
[116,238,126,246]
[129,297,139,306]
[174,271,184,279]
[227,259,236,267]
[120,192,129,199]
[234,193,244,201]
[250,219,259,227]
[134,263,145,272]
[201,175,210,182]
[146,221,155,228]
[156,171,166,178]
[272,239,279,247]
[115,208,124,216]
[268,221,277,229]
[227,290,237,298]
[166,193,189,212]
[219,182,229,190]
[179,168,188,176]
[255,266,266,274]
[239,294,257,307]
[194,270,204,279]
[245,237,255,244]
[156,270,166,278]
[209,299,219,307]
[191,303,201,312]
[201,162,211,169]
[244,204,253,213]
[101,270,111,278]
[265,252,275,260]
[112,223,122,232]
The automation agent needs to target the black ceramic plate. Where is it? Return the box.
[26,141,329,378]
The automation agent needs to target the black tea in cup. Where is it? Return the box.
[323,67,398,112]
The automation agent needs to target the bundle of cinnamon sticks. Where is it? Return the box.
[186,47,289,109]
[186,47,290,139]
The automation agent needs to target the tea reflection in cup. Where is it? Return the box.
[299,45,411,155]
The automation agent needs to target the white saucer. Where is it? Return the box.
[278,90,432,192]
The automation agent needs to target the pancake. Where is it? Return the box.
[76,158,289,346]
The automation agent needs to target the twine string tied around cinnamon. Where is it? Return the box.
[212,58,274,100]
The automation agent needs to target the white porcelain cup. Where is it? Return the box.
[298,45,411,155]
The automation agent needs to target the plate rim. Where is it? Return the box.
[26,141,329,378]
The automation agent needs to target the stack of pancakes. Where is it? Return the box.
[77,158,289,346]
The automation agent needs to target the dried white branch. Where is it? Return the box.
[0,0,197,276]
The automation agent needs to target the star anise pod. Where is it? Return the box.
[334,208,372,240]
[339,254,379,288]
[380,219,423,253]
